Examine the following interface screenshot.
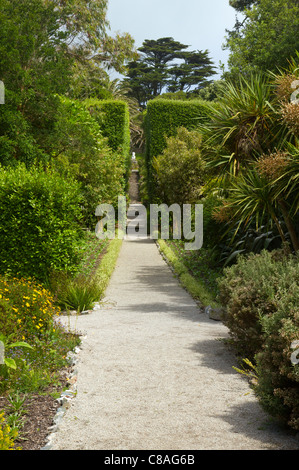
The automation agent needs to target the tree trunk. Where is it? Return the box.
[278,199,299,252]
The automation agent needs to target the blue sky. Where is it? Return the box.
[107,0,239,78]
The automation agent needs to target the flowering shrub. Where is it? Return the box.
[0,276,59,342]
[0,412,19,450]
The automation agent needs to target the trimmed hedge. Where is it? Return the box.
[83,99,131,180]
[0,164,84,282]
[143,99,209,200]
[144,99,209,163]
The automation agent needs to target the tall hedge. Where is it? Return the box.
[144,99,209,200]
[144,99,209,163]
[0,164,84,282]
[83,99,131,180]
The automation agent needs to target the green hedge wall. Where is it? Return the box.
[83,99,131,181]
[143,99,209,200]
[0,164,84,282]
[144,99,209,163]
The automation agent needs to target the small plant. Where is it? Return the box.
[56,274,103,313]
[0,333,33,370]
[233,358,258,382]
[0,412,19,450]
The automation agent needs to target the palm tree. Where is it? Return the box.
[199,73,291,177]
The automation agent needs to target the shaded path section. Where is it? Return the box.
[51,235,299,450]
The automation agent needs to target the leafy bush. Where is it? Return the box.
[144,99,209,161]
[0,164,84,282]
[0,276,59,342]
[218,248,299,430]
[218,248,298,359]
[255,288,299,431]
[51,273,103,313]
[0,96,48,168]
[153,127,206,205]
[83,98,131,181]
[144,99,209,199]
[51,96,126,227]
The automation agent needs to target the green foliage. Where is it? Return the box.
[0,275,81,401]
[224,0,299,78]
[158,239,220,308]
[145,99,209,161]
[124,37,216,107]
[0,165,84,283]
[50,96,126,227]
[144,99,209,200]
[83,99,131,181]
[218,248,299,360]
[49,234,108,313]
[0,333,33,370]
[51,273,104,313]
[153,127,206,205]
[199,74,288,175]
[0,90,50,168]
[0,0,136,170]
[255,290,299,431]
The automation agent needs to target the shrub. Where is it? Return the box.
[218,248,299,430]
[255,287,299,431]
[152,127,206,205]
[83,98,131,180]
[0,164,84,282]
[218,248,298,359]
[51,96,126,228]
[143,99,209,199]
[0,276,59,342]
[144,99,209,162]
[0,91,48,168]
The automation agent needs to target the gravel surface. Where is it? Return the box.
[50,236,299,450]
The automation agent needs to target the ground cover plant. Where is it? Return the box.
[0,275,81,449]
[0,230,122,449]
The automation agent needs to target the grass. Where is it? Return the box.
[157,239,221,308]
[49,234,123,313]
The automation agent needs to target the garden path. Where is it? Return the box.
[50,236,299,450]
[49,168,299,450]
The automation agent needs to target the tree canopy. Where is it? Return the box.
[224,0,299,78]
[0,0,136,165]
[123,37,216,108]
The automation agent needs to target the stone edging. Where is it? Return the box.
[41,342,84,450]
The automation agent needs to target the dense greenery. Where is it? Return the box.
[0,0,298,443]
[83,99,131,181]
[219,248,299,430]
[0,0,135,449]
[224,0,299,78]
[0,165,84,283]
[153,127,206,206]
[144,99,209,160]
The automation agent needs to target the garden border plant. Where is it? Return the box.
[157,239,220,309]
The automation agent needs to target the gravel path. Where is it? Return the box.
[50,233,299,450]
